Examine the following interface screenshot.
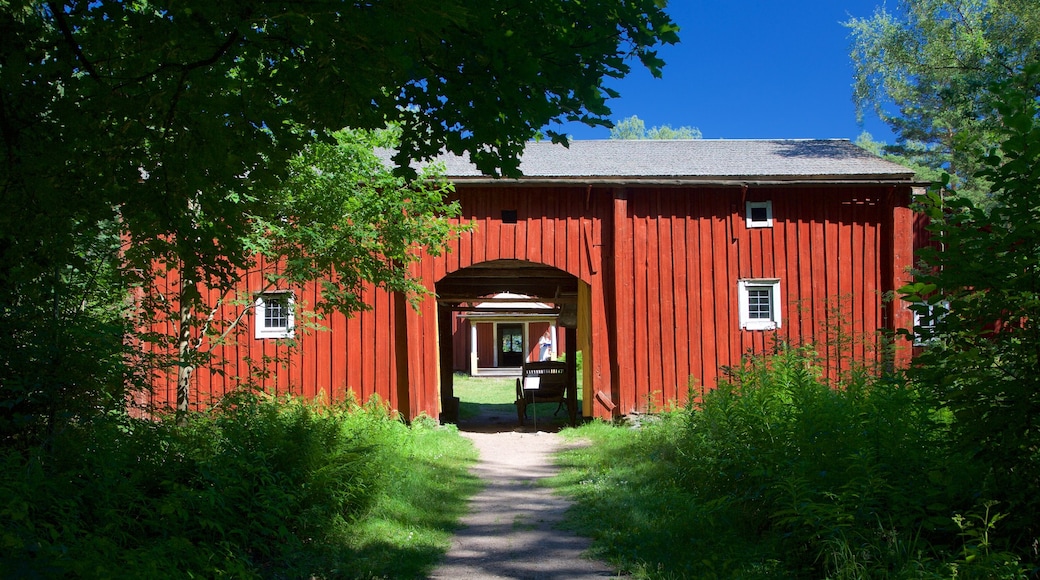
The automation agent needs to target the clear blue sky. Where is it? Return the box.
[557,0,895,142]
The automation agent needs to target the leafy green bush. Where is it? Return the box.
[0,392,474,578]
[554,345,1028,578]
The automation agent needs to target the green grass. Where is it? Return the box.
[453,372,582,425]
[548,346,1029,579]
[452,373,517,420]
[551,419,780,579]
[0,395,481,579]
[452,373,517,404]
[341,418,482,578]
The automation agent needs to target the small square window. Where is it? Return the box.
[746,200,773,228]
[912,300,947,346]
[501,209,518,224]
[739,279,781,330]
[255,291,295,339]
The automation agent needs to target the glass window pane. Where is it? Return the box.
[264,297,288,328]
[748,288,771,319]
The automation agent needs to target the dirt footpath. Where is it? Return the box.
[428,413,620,579]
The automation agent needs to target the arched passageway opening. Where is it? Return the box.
[435,260,582,428]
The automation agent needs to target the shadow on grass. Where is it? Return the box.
[337,434,483,578]
[456,400,582,434]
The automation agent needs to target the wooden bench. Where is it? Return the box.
[515,361,574,426]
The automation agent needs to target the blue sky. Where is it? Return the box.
[558,0,896,142]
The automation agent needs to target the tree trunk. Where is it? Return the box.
[176,278,195,422]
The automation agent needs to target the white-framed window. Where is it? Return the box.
[912,300,947,346]
[254,291,295,339]
[738,279,781,330]
[746,200,773,228]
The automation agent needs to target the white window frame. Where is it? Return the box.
[746,200,773,228]
[912,300,947,346]
[738,279,781,330]
[254,291,295,339]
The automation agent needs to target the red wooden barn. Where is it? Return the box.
[146,139,921,422]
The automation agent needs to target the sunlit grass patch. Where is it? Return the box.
[551,419,778,579]
[342,420,482,577]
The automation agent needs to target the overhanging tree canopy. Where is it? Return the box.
[0,0,679,430]
[2,0,678,282]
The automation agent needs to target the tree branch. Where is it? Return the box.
[47,2,100,81]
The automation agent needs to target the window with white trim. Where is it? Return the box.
[912,300,947,346]
[746,200,773,228]
[739,279,781,330]
[254,291,295,339]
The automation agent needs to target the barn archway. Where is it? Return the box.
[434,259,583,425]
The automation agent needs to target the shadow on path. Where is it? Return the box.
[429,404,619,579]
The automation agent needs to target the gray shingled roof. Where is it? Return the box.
[421,139,915,183]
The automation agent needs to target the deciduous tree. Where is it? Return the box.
[901,63,1040,553]
[609,114,702,139]
[0,1,679,431]
[846,0,1040,202]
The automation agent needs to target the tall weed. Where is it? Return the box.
[0,391,469,578]
[554,345,1025,578]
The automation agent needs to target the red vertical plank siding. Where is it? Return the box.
[684,194,703,394]
[345,310,362,399]
[527,321,550,362]
[528,200,543,264]
[587,190,608,417]
[630,195,649,414]
[516,190,530,260]
[864,196,880,359]
[837,190,854,375]
[811,195,829,356]
[302,287,318,399]
[797,194,816,347]
[669,197,689,403]
[330,310,347,402]
[476,323,495,368]
[405,289,433,419]
[554,193,567,275]
[486,195,501,262]
[697,193,718,391]
[146,180,914,423]
[648,191,668,409]
[612,190,635,415]
[421,259,441,416]
[826,194,842,374]
[851,194,866,362]
[452,314,469,371]
[712,193,733,375]
[500,192,516,260]
[781,195,801,342]
[434,244,449,285]
[365,299,380,402]
[890,187,917,368]
[471,189,487,266]
[567,193,581,280]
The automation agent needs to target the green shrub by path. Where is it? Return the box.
[0,393,479,579]
[550,345,1029,579]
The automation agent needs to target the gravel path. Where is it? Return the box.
[428,406,619,580]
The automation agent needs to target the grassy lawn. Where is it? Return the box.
[343,420,482,578]
[452,372,582,425]
[550,419,778,579]
[452,373,517,405]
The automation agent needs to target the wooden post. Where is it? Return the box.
[438,304,458,423]
[393,291,411,419]
[566,325,578,426]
